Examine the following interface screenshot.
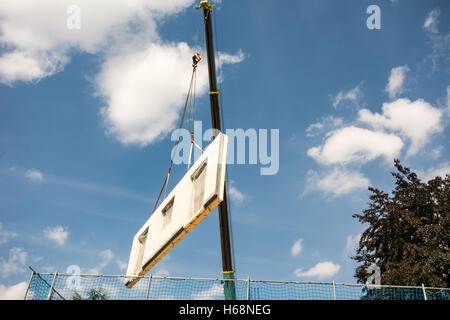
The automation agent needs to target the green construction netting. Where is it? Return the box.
[24,273,450,300]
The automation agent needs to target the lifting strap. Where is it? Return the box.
[151,60,200,215]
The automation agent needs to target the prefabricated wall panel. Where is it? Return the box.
[126,133,228,288]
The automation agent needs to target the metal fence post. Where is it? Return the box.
[422,284,428,300]
[145,275,152,300]
[47,271,58,300]
[333,280,337,300]
[246,277,250,300]
[24,268,36,300]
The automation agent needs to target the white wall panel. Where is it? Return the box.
[126,133,228,287]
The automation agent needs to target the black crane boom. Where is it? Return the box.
[198,0,236,300]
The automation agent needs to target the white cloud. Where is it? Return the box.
[306,116,343,137]
[0,50,67,84]
[332,83,363,109]
[307,126,403,165]
[216,49,247,82]
[43,225,68,246]
[291,239,303,257]
[99,249,114,261]
[97,42,209,146]
[116,259,127,272]
[32,256,43,264]
[385,65,409,99]
[87,249,114,274]
[24,169,44,183]
[217,49,246,67]
[228,186,245,203]
[192,283,224,300]
[419,162,450,182]
[358,98,443,156]
[0,281,28,300]
[0,223,17,245]
[305,167,369,196]
[0,0,193,84]
[306,95,445,198]
[422,9,450,72]
[294,261,340,280]
[344,234,361,256]
[154,268,170,277]
[446,85,450,116]
[431,146,443,159]
[97,43,245,146]
[0,1,245,146]
[423,9,440,34]
[42,266,56,273]
[0,247,27,278]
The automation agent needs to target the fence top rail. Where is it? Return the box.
[334,282,430,290]
[29,271,449,291]
[424,286,450,291]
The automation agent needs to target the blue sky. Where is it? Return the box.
[0,0,449,299]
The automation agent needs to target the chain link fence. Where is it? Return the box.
[24,270,450,300]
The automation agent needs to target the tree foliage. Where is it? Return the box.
[72,287,108,300]
[352,159,449,288]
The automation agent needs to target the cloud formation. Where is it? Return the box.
[306,58,446,198]
[358,98,443,156]
[116,259,128,272]
[97,42,245,146]
[291,239,303,257]
[0,223,17,245]
[228,185,246,203]
[217,49,246,67]
[305,168,369,196]
[43,225,69,246]
[24,169,44,184]
[294,261,340,280]
[422,9,450,72]
[87,249,115,274]
[306,116,343,137]
[0,247,27,278]
[0,281,28,300]
[385,65,409,99]
[0,1,246,146]
[307,126,403,165]
[332,83,363,109]
[446,85,450,116]
[344,234,361,256]
[0,0,192,84]
[97,42,209,146]
[418,162,450,182]
[423,9,440,34]
[192,283,224,300]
